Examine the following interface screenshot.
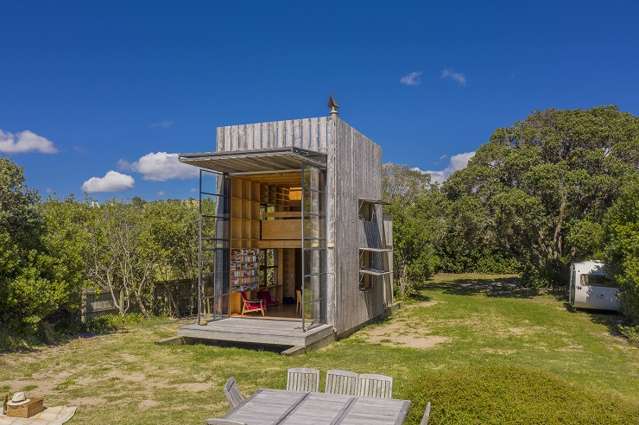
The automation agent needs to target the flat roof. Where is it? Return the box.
[179,147,326,174]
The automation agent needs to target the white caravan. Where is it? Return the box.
[568,261,620,312]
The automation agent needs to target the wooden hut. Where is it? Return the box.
[177,99,393,351]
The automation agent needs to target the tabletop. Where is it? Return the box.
[225,389,411,425]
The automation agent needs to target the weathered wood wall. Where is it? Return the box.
[214,115,387,335]
[216,116,338,329]
[216,117,332,154]
[333,118,385,335]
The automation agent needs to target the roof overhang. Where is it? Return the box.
[178,147,326,174]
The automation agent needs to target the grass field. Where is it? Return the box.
[1,274,638,424]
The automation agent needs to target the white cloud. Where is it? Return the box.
[116,158,133,171]
[82,171,135,193]
[400,71,423,86]
[124,152,198,181]
[441,68,467,86]
[149,120,174,129]
[0,129,58,154]
[413,151,476,184]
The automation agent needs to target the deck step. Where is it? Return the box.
[177,318,334,349]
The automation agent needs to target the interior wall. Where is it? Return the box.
[283,249,297,299]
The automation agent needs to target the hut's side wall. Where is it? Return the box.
[334,118,385,335]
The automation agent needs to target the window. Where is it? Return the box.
[359,251,373,291]
[580,273,616,288]
[258,249,278,288]
[359,201,374,221]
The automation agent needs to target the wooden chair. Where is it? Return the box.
[325,369,359,396]
[295,289,302,316]
[420,402,432,425]
[206,419,246,425]
[286,368,320,392]
[240,291,265,316]
[224,377,246,408]
[357,373,393,399]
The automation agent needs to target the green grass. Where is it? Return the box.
[1,273,638,424]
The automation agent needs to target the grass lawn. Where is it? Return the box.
[1,273,638,424]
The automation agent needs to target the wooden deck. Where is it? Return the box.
[177,317,334,348]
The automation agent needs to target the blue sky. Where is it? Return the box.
[2,1,638,200]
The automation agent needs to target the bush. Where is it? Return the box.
[407,365,639,424]
[618,325,639,346]
[0,159,86,334]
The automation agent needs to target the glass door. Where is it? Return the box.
[301,165,327,330]
[198,170,230,323]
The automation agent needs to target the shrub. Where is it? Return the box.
[407,365,639,424]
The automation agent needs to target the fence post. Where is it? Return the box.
[81,288,87,323]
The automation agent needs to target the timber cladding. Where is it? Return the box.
[333,118,385,335]
[216,117,331,153]
[213,116,387,337]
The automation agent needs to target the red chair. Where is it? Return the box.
[258,289,278,307]
[241,291,265,316]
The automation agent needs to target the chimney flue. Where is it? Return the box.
[328,96,339,117]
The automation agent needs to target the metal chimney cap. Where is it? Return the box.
[328,96,339,116]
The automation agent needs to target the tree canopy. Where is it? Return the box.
[444,106,639,285]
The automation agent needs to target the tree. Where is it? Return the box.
[603,177,639,322]
[39,197,93,320]
[445,106,639,286]
[384,164,445,295]
[86,202,158,316]
[0,158,82,332]
[142,200,198,282]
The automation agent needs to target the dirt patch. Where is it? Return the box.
[119,353,140,363]
[5,379,57,394]
[365,321,451,349]
[69,396,107,406]
[385,334,451,349]
[173,382,212,392]
[138,399,160,411]
[481,348,517,355]
[106,370,147,383]
[407,300,440,309]
[556,344,584,352]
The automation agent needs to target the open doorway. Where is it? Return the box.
[228,171,305,320]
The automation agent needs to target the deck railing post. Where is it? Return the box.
[197,169,204,325]
[301,164,306,332]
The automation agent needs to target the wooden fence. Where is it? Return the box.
[80,278,200,322]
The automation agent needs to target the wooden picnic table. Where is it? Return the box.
[223,389,411,425]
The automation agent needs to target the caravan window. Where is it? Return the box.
[580,274,616,288]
